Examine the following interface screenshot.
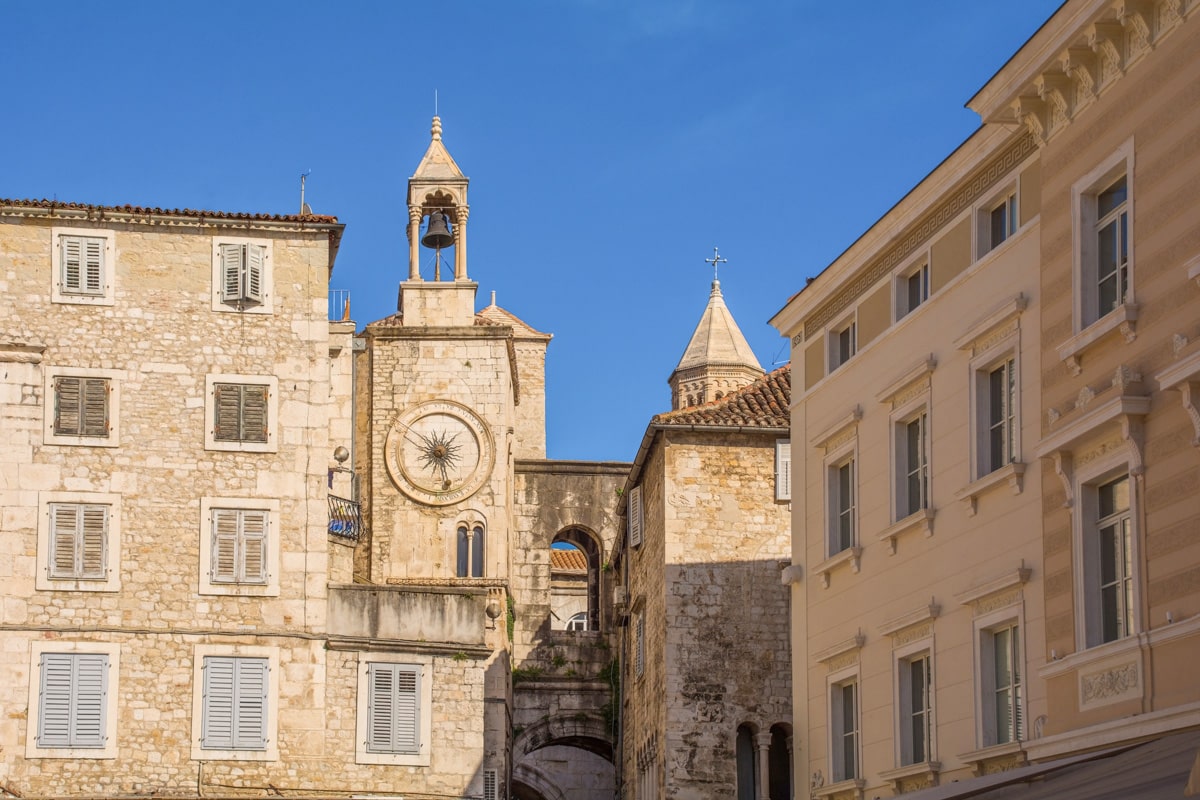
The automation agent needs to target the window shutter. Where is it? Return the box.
[71,654,108,746]
[240,510,268,584]
[220,244,244,303]
[244,245,264,303]
[213,384,241,442]
[38,653,107,748]
[202,657,235,749]
[635,616,645,677]
[49,505,80,579]
[81,378,109,437]
[232,658,268,750]
[83,238,104,294]
[61,236,83,293]
[38,653,74,747]
[628,486,643,549]
[54,377,83,436]
[79,505,108,579]
[240,385,269,443]
[211,510,240,583]
[484,770,498,800]
[775,439,792,502]
[368,663,419,754]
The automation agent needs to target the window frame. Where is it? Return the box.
[36,491,122,592]
[355,653,433,766]
[26,641,120,759]
[828,315,858,373]
[895,260,931,321]
[978,188,1019,257]
[190,644,279,762]
[198,497,280,596]
[1082,473,1136,648]
[895,644,934,767]
[825,437,857,558]
[828,669,861,783]
[51,227,115,306]
[891,399,930,523]
[210,236,273,314]
[203,374,279,453]
[42,368,122,448]
[455,522,486,578]
[1072,140,1135,333]
[979,618,1024,748]
[775,439,791,502]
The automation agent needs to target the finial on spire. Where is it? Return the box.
[431,115,442,141]
[705,246,728,282]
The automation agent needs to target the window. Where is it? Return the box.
[830,678,859,781]
[987,193,1018,253]
[26,641,120,758]
[635,614,646,677]
[456,524,485,578]
[628,485,644,548]
[199,498,279,596]
[985,359,1017,473]
[211,237,272,313]
[355,655,431,766]
[43,368,122,447]
[366,663,420,754]
[1074,142,1134,330]
[200,656,268,751]
[982,623,1022,746]
[898,263,930,319]
[775,439,791,502]
[51,227,115,305]
[204,374,278,453]
[899,654,932,765]
[566,612,589,632]
[736,724,758,800]
[830,320,857,371]
[1093,476,1134,645]
[829,458,855,555]
[895,412,928,519]
[48,503,108,581]
[36,492,121,592]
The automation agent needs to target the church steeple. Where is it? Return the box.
[668,275,763,410]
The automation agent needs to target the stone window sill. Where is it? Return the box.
[958,741,1026,776]
[955,462,1026,516]
[878,508,934,554]
[814,778,864,799]
[1056,303,1137,376]
[878,761,941,790]
[815,546,862,589]
[1037,633,1142,680]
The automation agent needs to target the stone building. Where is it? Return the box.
[770,0,1200,797]
[617,280,793,800]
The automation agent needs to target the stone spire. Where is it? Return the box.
[668,279,764,410]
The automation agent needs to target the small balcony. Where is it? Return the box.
[328,495,363,542]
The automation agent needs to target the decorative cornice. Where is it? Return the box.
[879,601,941,636]
[955,563,1033,606]
[813,631,866,664]
[811,405,863,450]
[875,356,937,406]
[954,293,1028,351]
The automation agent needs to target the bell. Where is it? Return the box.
[421,211,455,249]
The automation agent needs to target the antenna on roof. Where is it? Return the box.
[299,170,312,215]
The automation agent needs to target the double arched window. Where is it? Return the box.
[456,524,485,578]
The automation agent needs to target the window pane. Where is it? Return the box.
[1097,219,1120,312]
[991,204,1008,248]
[1097,176,1127,217]
[456,527,469,577]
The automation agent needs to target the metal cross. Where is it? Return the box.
[705,246,728,281]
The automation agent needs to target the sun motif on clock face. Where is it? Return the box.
[384,401,495,506]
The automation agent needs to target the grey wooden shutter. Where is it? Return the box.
[54,377,82,435]
[244,245,264,303]
[240,385,269,443]
[220,244,244,303]
[628,486,643,548]
[213,384,241,441]
[202,657,267,750]
[367,663,419,753]
[211,510,240,583]
[49,504,81,578]
[775,439,792,502]
[81,378,109,437]
[240,510,268,584]
[38,653,107,748]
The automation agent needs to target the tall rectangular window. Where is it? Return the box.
[48,503,109,581]
[37,653,109,749]
[775,439,791,502]
[900,654,932,765]
[831,679,859,781]
[456,525,485,578]
[989,624,1022,745]
[210,509,268,585]
[896,413,928,519]
[831,321,857,370]
[1095,176,1129,317]
[898,264,930,319]
[1075,147,1134,331]
[59,235,106,296]
[830,459,855,555]
[201,656,268,751]
[366,663,420,754]
[53,376,110,438]
[1097,476,1133,644]
[987,360,1017,473]
[988,193,1018,252]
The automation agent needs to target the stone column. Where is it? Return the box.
[408,207,422,281]
[755,731,772,800]
[455,206,469,281]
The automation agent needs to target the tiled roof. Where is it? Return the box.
[550,548,588,572]
[0,198,338,224]
[653,364,790,428]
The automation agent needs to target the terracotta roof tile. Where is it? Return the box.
[0,198,338,224]
[550,548,588,571]
[653,364,790,428]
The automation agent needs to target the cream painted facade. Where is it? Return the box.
[771,1,1200,798]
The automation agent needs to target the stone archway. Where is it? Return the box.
[513,711,614,762]
[511,763,567,800]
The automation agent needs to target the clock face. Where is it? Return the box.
[385,400,495,506]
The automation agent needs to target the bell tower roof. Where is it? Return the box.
[411,115,466,181]
[668,279,764,410]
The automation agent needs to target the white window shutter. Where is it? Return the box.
[628,486,643,549]
[775,439,792,502]
[38,653,107,748]
[80,505,108,579]
[49,505,80,579]
[211,510,240,583]
[393,667,419,753]
[202,657,235,749]
[38,653,74,746]
[240,510,268,584]
[368,663,420,754]
[220,244,244,303]
[244,245,264,303]
[72,654,108,746]
[232,659,268,750]
[83,238,104,294]
[61,236,83,292]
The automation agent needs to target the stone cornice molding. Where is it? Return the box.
[954,293,1028,351]
[879,601,941,637]
[875,356,937,406]
[1036,394,1151,477]
[811,405,863,450]
[813,631,866,664]
[955,563,1033,606]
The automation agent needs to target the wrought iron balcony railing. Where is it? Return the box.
[328,495,363,542]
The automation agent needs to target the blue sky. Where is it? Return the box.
[5,1,1062,462]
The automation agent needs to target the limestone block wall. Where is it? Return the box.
[659,430,792,798]
[512,339,549,460]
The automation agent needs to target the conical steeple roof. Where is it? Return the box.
[674,280,761,373]
[668,280,764,410]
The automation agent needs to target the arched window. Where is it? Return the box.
[736,724,757,800]
[550,528,602,632]
[456,524,484,578]
[566,612,589,631]
[768,724,792,800]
